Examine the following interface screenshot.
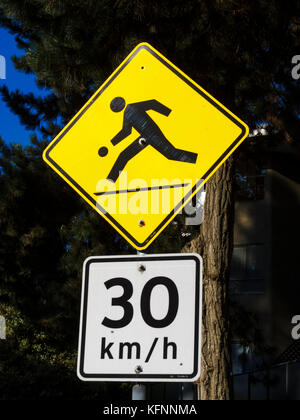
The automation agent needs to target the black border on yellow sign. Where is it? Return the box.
[45,44,247,249]
[78,254,201,381]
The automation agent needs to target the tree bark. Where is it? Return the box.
[183,158,235,400]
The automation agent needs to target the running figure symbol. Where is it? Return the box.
[100,97,198,183]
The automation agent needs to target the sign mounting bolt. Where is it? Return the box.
[138,265,146,273]
[139,137,147,146]
[135,365,143,375]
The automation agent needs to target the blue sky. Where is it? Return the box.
[0,27,48,146]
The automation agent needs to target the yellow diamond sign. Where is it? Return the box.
[43,43,249,250]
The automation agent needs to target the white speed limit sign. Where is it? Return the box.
[77,254,202,382]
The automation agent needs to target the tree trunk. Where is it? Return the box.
[183,157,235,400]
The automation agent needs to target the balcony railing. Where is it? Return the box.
[233,360,300,400]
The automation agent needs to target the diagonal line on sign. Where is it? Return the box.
[145,337,159,363]
[94,183,190,197]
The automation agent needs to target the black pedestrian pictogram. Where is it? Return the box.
[99,97,198,183]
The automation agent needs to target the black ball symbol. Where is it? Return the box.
[98,147,108,157]
[110,97,126,113]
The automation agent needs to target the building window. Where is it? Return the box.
[235,153,267,201]
[232,343,254,374]
[235,173,265,201]
[230,244,265,295]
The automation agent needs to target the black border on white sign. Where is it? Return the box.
[77,254,202,382]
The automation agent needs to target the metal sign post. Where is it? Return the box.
[132,384,146,401]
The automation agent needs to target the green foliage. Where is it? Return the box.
[0,136,131,399]
[0,0,299,141]
[0,303,131,399]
